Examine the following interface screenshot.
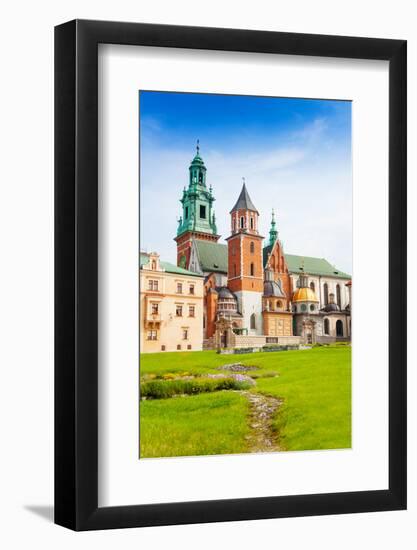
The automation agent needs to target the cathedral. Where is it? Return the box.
[174,144,351,348]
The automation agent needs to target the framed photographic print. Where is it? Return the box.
[55,20,407,530]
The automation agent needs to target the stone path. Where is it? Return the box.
[242,391,283,453]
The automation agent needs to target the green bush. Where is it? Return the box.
[140,377,253,399]
[262,345,287,352]
[234,347,254,354]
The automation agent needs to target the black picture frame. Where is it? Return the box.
[55,19,407,531]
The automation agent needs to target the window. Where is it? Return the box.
[250,263,254,276]
[148,279,158,291]
[176,305,183,317]
[250,241,255,254]
[240,216,244,228]
[310,304,315,312]
[189,284,195,295]
[189,305,195,317]
[161,345,166,351]
[292,305,297,313]
[233,264,237,277]
[301,304,307,312]
[198,171,203,183]
[199,205,206,219]
[147,330,157,341]
[336,284,341,308]
[250,217,254,229]
[177,344,181,350]
[250,313,256,329]
[323,283,329,305]
[185,206,189,219]
[182,329,189,340]
[151,303,159,315]
[187,344,192,350]
[177,282,183,294]
[310,281,315,292]
[151,260,156,270]
[277,300,282,309]
[324,318,330,335]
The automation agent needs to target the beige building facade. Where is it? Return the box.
[140,252,204,353]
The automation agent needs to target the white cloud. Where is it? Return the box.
[140,120,352,274]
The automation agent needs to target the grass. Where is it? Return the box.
[139,346,351,457]
[140,391,250,458]
[141,376,253,399]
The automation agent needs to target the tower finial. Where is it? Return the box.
[242,176,246,186]
[268,208,278,246]
[196,139,200,154]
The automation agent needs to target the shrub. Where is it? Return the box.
[234,347,254,354]
[140,377,253,399]
[262,345,287,352]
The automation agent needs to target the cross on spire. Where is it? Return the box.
[196,139,200,154]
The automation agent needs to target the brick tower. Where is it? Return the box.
[226,180,264,334]
[174,142,220,269]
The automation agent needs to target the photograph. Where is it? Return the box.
[139,91,352,459]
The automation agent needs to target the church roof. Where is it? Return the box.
[230,183,259,214]
[189,241,350,279]
[285,254,351,279]
[262,246,350,279]
[194,240,228,273]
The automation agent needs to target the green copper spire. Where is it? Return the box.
[269,208,278,245]
[177,142,218,237]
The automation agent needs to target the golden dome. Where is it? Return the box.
[292,287,319,303]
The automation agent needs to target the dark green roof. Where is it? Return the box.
[140,253,203,278]
[192,242,351,279]
[284,254,350,279]
[194,240,228,273]
[263,247,350,279]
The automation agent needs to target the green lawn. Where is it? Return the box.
[140,391,250,458]
[139,346,351,457]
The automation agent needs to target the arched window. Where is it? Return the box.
[336,320,343,336]
[250,313,256,329]
[250,241,255,254]
[277,300,282,309]
[250,263,254,276]
[310,281,315,292]
[324,318,330,335]
[323,283,329,305]
[268,300,273,310]
[240,216,244,228]
[250,217,254,229]
[336,284,341,308]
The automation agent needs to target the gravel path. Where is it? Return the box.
[242,391,282,453]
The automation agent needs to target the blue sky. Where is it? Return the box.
[139,91,352,273]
